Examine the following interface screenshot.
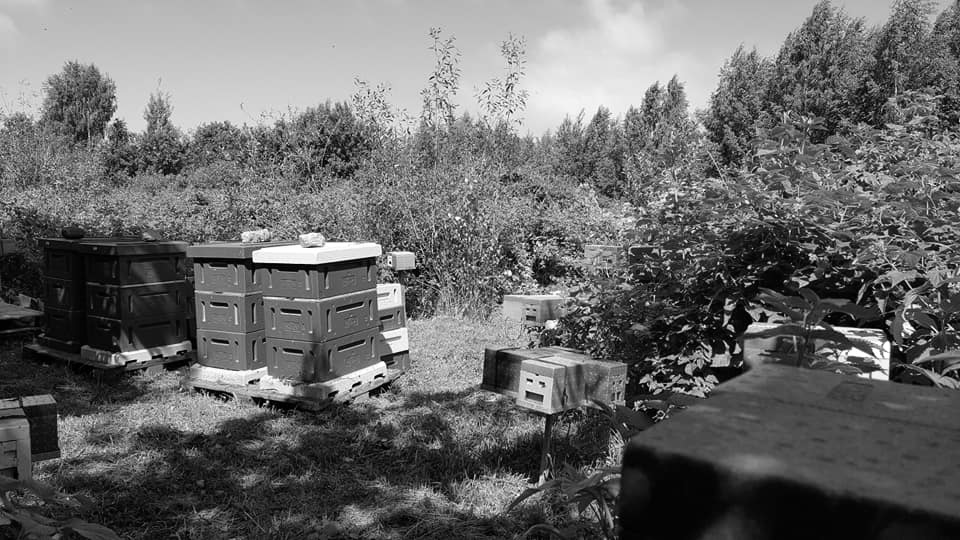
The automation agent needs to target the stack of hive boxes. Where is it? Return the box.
[75,240,191,363]
[251,243,385,383]
[39,237,100,353]
[186,241,293,371]
[376,283,410,371]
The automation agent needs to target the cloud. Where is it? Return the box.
[0,12,17,50]
[524,0,711,133]
[0,0,47,8]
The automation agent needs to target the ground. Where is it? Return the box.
[0,316,617,539]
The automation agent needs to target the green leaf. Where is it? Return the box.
[505,481,561,514]
[63,519,123,540]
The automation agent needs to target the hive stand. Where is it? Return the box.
[22,341,194,381]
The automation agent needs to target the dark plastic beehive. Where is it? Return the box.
[194,291,264,333]
[263,289,377,342]
[196,329,266,370]
[266,327,380,383]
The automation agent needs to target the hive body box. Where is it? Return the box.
[482,346,626,407]
[252,243,379,300]
[502,295,565,325]
[376,283,407,332]
[253,243,384,383]
[742,322,890,380]
[68,240,190,354]
[188,241,296,371]
[39,237,140,352]
[619,364,960,540]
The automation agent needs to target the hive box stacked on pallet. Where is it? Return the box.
[68,240,191,363]
[252,243,383,383]
[187,241,295,372]
[376,283,410,371]
[482,346,627,414]
[38,237,138,352]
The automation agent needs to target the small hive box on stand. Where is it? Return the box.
[501,294,565,325]
[376,283,406,332]
[516,359,568,414]
[483,346,627,407]
[386,251,416,271]
[582,244,621,271]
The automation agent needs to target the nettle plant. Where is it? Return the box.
[1,476,119,540]
[746,287,885,376]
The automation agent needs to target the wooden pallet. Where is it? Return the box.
[0,302,42,338]
[183,363,402,411]
[22,342,194,379]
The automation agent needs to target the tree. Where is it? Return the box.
[187,121,248,168]
[282,101,372,181]
[582,105,623,196]
[100,118,137,179]
[477,33,529,129]
[704,46,772,166]
[40,61,117,144]
[766,1,867,133]
[858,0,943,123]
[553,111,587,181]
[138,90,183,175]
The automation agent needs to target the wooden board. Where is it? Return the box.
[0,302,42,337]
[22,342,194,376]
[184,366,403,411]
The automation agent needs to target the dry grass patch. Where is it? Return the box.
[1,316,617,539]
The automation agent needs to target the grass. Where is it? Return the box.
[1,316,620,539]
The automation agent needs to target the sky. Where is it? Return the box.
[0,0,955,136]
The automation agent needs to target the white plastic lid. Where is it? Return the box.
[251,242,382,264]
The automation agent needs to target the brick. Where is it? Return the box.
[195,291,264,333]
[263,289,377,342]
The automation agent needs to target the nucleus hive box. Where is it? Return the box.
[502,294,565,325]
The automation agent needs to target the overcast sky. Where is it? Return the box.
[0,0,954,136]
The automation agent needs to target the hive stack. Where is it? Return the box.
[38,237,137,352]
[70,240,192,363]
[186,241,294,372]
[376,283,410,371]
[252,243,383,384]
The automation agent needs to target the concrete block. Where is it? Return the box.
[619,364,960,540]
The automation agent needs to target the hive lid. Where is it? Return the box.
[72,240,189,256]
[187,240,298,260]
[251,242,382,265]
[40,237,141,251]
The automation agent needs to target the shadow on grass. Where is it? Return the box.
[0,337,156,417]
[43,384,612,539]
